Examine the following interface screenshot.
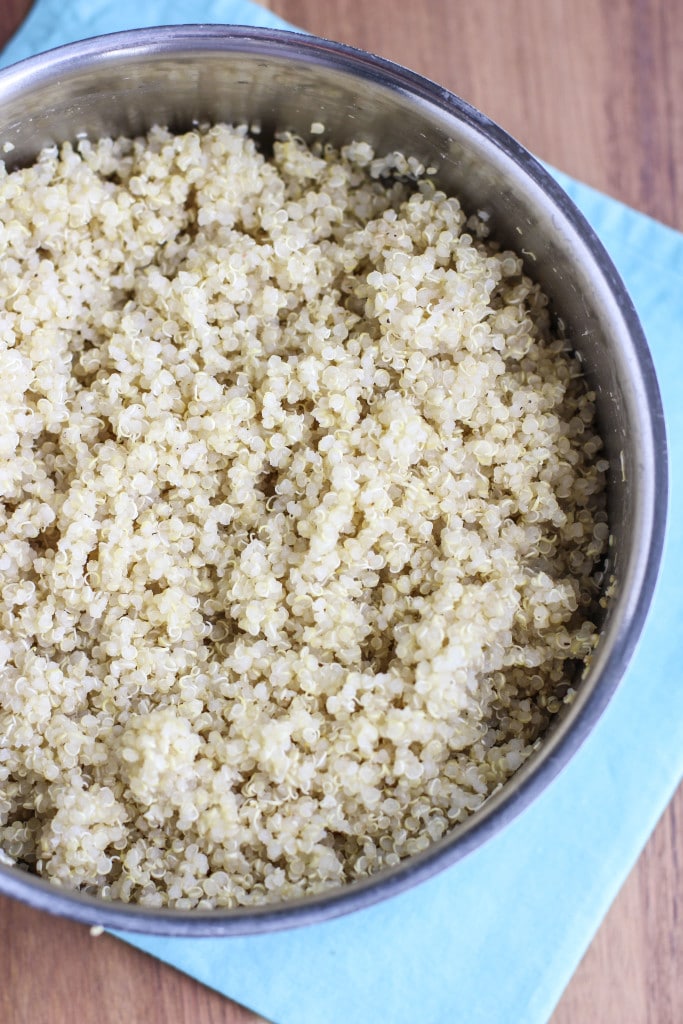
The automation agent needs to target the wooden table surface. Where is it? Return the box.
[0,1,681,1021]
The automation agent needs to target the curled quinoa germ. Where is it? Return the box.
[0,125,609,908]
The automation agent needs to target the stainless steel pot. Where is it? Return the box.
[0,26,667,935]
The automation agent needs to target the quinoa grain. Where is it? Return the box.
[0,125,608,907]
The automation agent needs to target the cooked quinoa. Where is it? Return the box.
[0,125,609,908]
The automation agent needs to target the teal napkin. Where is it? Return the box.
[2,4,682,1023]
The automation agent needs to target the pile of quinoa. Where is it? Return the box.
[0,124,609,908]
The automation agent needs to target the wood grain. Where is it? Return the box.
[0,892,267,1024]
[1,0,33,45]
[0,2,681,1022]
